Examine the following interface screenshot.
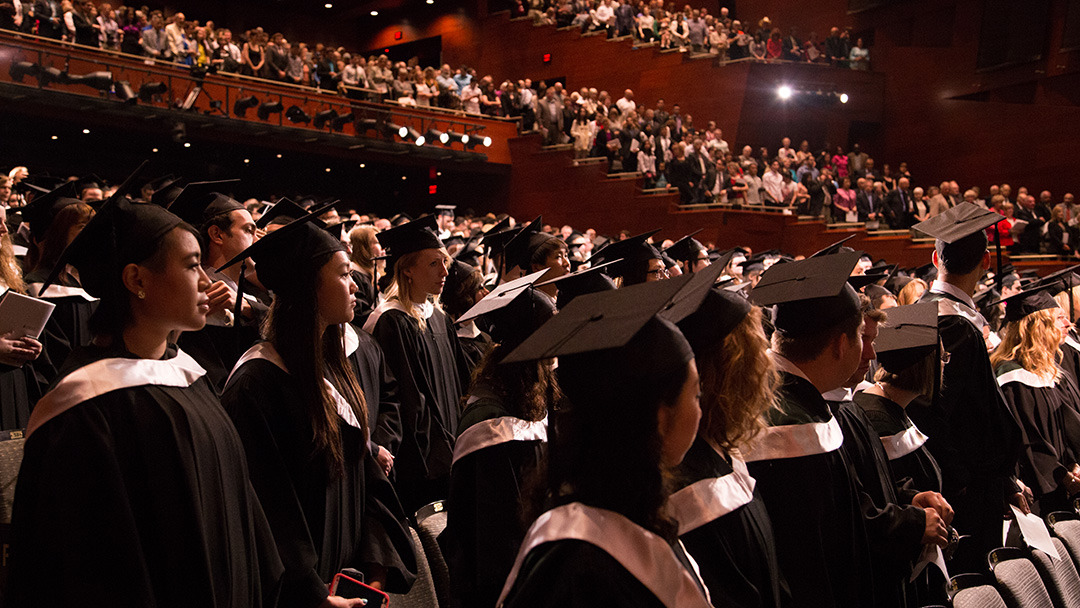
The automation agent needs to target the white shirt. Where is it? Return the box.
[929,279,975,311]
[762,170,784,202]
[615,97,636,116]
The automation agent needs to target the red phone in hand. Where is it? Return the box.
[329,571,389,607]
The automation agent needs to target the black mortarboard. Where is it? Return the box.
[41,162,164,296]
[995,283,1061,323]
[1032,265,1080,296]
[442,235,466,249]
[503,216,553,272]
[458,269,552,346]
[256,198,306,229]
[885,274,914,295]
[874,302,939,372]
[536,260,619,309]
[588,230,662,278]
[218,202,344,293]
[809,234,857,258]
[484,217,511,236]
[662,229,707,263]
[166,179,244,228]
[322,219,358,241]
[453,235,484,268]
[750,250,862,335]
[22,180,80,240]
[972,287,999,313]
[481,226,522,256]
[390,212,414,226]
[376,214,444,268]
[913,262,938,283]
[913,202,1001,244]
[75,174,105,193]
[501,273,694,364]
[848,272,887,290]
[435,204,457,216]
[658,261,730,326]
[150,176,186,207]
[675,288,754,355]
[864,284,894,303]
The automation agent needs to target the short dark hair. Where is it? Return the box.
[935,230,986,275]
[772,310,862,362]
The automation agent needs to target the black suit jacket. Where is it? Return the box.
[33,0,63,38]
[856,190,880,222]
[883,189,910,227]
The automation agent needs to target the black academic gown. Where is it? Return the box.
[366,305,468,512]
[456,322,493,376]
[345,324,404,456]
[500,503,711,608]
[442,388,546,608]
[854,391,948,607]
[26,268,97,374]
[671,436,786,608]
[7,344,283,608]
[825,394,925,608]
[995,361,1080,515]
[910,291,1021,558]
[222,353,417,608]
[746,371,875,608]
[1060,332,1080,392]
[350,270,378,330]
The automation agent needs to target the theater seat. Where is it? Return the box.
[1048,511,1080,573]
[385,526,440,608]
[415,500,450,608]
[1029,537,1080,608]
[989,547,1055,608]
[0,430,25,524]
[949,573,1009,608]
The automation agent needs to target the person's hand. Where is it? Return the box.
[1009,489,1032,515]
[205,280,237,316]
[0,333,41,365]
[922,507,948,547]
[912,491,954,525]
[1064,472,1080,496]
[318,596,368,608]
[375,446,394,476]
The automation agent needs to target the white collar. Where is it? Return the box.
[930,280,975,310]
[457,320,481,339]
[452,416,547,464]
[769,351,813,385]
[666,448,756,534]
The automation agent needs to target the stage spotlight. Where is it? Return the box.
[139,81,168,102]
[464,135,492,150]
[256,100,284,120]
[233,95,259,117]
[314,109,339,129]
[9,61,38,83]
[285,105,311,123]
[383,121,405,139]
[839,93,849,104]
[65,71,113,91]
[400,127,425,146]
[425,128,449,144]
[777,85,793,100]
[356,118,379,134]
[115,80,137,103]
[37,66,64,87]
[331,113,354,132]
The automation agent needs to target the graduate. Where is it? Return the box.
[502,216,570,306]
[1032,266,1080,387]
[167,180,266,390]
[220,209,417,608]
[669,277,787,608]
[743,251,875,608]
[443,270,556,608]
[345,223,383,329]
[8,191,283,607]
[907,203,1024,559]
[363,215,469,512]
[588,230,666,286]
[0,204,45,430]
[534,261,618,310]
[497,276,711,608]
[441,258,493,373]
[855,302,953,606]
[22,184,97,374]
[662,230,711,275]
[989,285,1080,515]
[342,319,402,479]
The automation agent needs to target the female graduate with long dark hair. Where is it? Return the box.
[9,192,282,607]
[670,286,787,608]
[0,204,45,429]
[220,210,417,608]
[990,286,1080,515]
[363,215,468,512]
[497,279,711,608]
[443,271,558,608]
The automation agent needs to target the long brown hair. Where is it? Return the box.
[0,228,25,295]
[991,308,1062,382]
[468,344,560,422]
[29,202,95,274]
[265,250,369,475]
[696,307,777,452]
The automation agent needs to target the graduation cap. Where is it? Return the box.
[458,269,553,347]
[218,201,344,294]
[389,212,413,226]
[150,176,186,207]
[503,216,554,272]
[587,230,662,279]
[166,179,244,229]
[864,284,894,304]
[750,250,862,336]
[376,214,443,269]
[453,235,484,268]
[75,173,106,194]
[885,274,914,295]
[442,235,466,250]
[435,204,457,216]
[972,287,999,314]
[674,288,754,356]
[322,219,358,241]
[848,272,887,290]
[874,302,939,372]
[913,262,938,283]
[913,202,1001,244]
[536,260,619,310]
[994,283,1061,324]
[1031,265,1080,296]
[662,229,707,264]
[501,272,694,365]
[657,261,731,326]
[809,234,857,258]
[40,162,160,296]
[21,180,80,240]
[255,198,306,229]
[484,216,511,237]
